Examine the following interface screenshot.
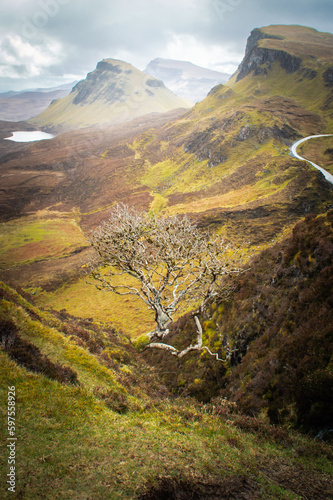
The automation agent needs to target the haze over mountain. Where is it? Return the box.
[144,58,230,102]
[29,59,192,132]
[0,82,76,122]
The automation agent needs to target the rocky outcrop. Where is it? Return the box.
[236,28,302,82]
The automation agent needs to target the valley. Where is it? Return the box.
[0,22,332,499]
[291,134,333,183]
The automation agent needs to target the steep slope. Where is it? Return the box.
[122,25,333,243]
[1,282,333,499]
[144,57,230,102]
[28,59,192,132]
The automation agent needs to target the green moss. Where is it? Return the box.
[0,299,120,391]
[149,193,168,213]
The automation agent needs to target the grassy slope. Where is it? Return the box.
[125,25,333,229]
[1,25,333,332]
[143,211,333,432]
[0,282,332,499]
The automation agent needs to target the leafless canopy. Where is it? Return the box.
[87,204,243,359]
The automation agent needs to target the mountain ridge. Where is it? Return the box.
[0,82,76,121]
[28,58,192,132]
[144,57,230,102]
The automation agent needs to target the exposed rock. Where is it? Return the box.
[242,28,283,58]
[301,68,317,80]
[236,125,257,141]
[323,66,333,86]
[237,47,301,82]
[96,61,122,73]
[236,28,302,82]
[272,124,299,143]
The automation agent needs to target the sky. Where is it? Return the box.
[0,0,332,92]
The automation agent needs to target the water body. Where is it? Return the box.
[4,131,55,142]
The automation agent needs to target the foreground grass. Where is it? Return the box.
[0,283,332,499]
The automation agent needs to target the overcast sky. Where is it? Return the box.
[0,0,332,92]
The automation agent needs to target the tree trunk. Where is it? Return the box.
[146,315,226,361]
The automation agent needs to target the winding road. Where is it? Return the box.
[290,134,333,185]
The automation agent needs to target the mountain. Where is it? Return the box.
[0,24,333,331]
[144,210,333,431]
[28,59,193,132]
[144,57,230,102]
[2,25,332,301]
[106,25,333,245]
[1,27,333,494]
[0,82,75,121]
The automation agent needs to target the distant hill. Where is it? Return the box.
[0,26,333,495]
[0,82,75,121]
[144,210,333,432]
[144,57,230,102]
[28,59,193,132]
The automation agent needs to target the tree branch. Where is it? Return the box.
[145,315,227,361]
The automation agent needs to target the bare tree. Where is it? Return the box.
[87,204,243,359]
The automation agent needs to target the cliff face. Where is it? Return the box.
[29,59,192,132]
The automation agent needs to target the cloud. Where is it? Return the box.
[0,0,332,91]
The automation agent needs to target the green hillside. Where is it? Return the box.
[1,282,332,499]
[1,25,333,333]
